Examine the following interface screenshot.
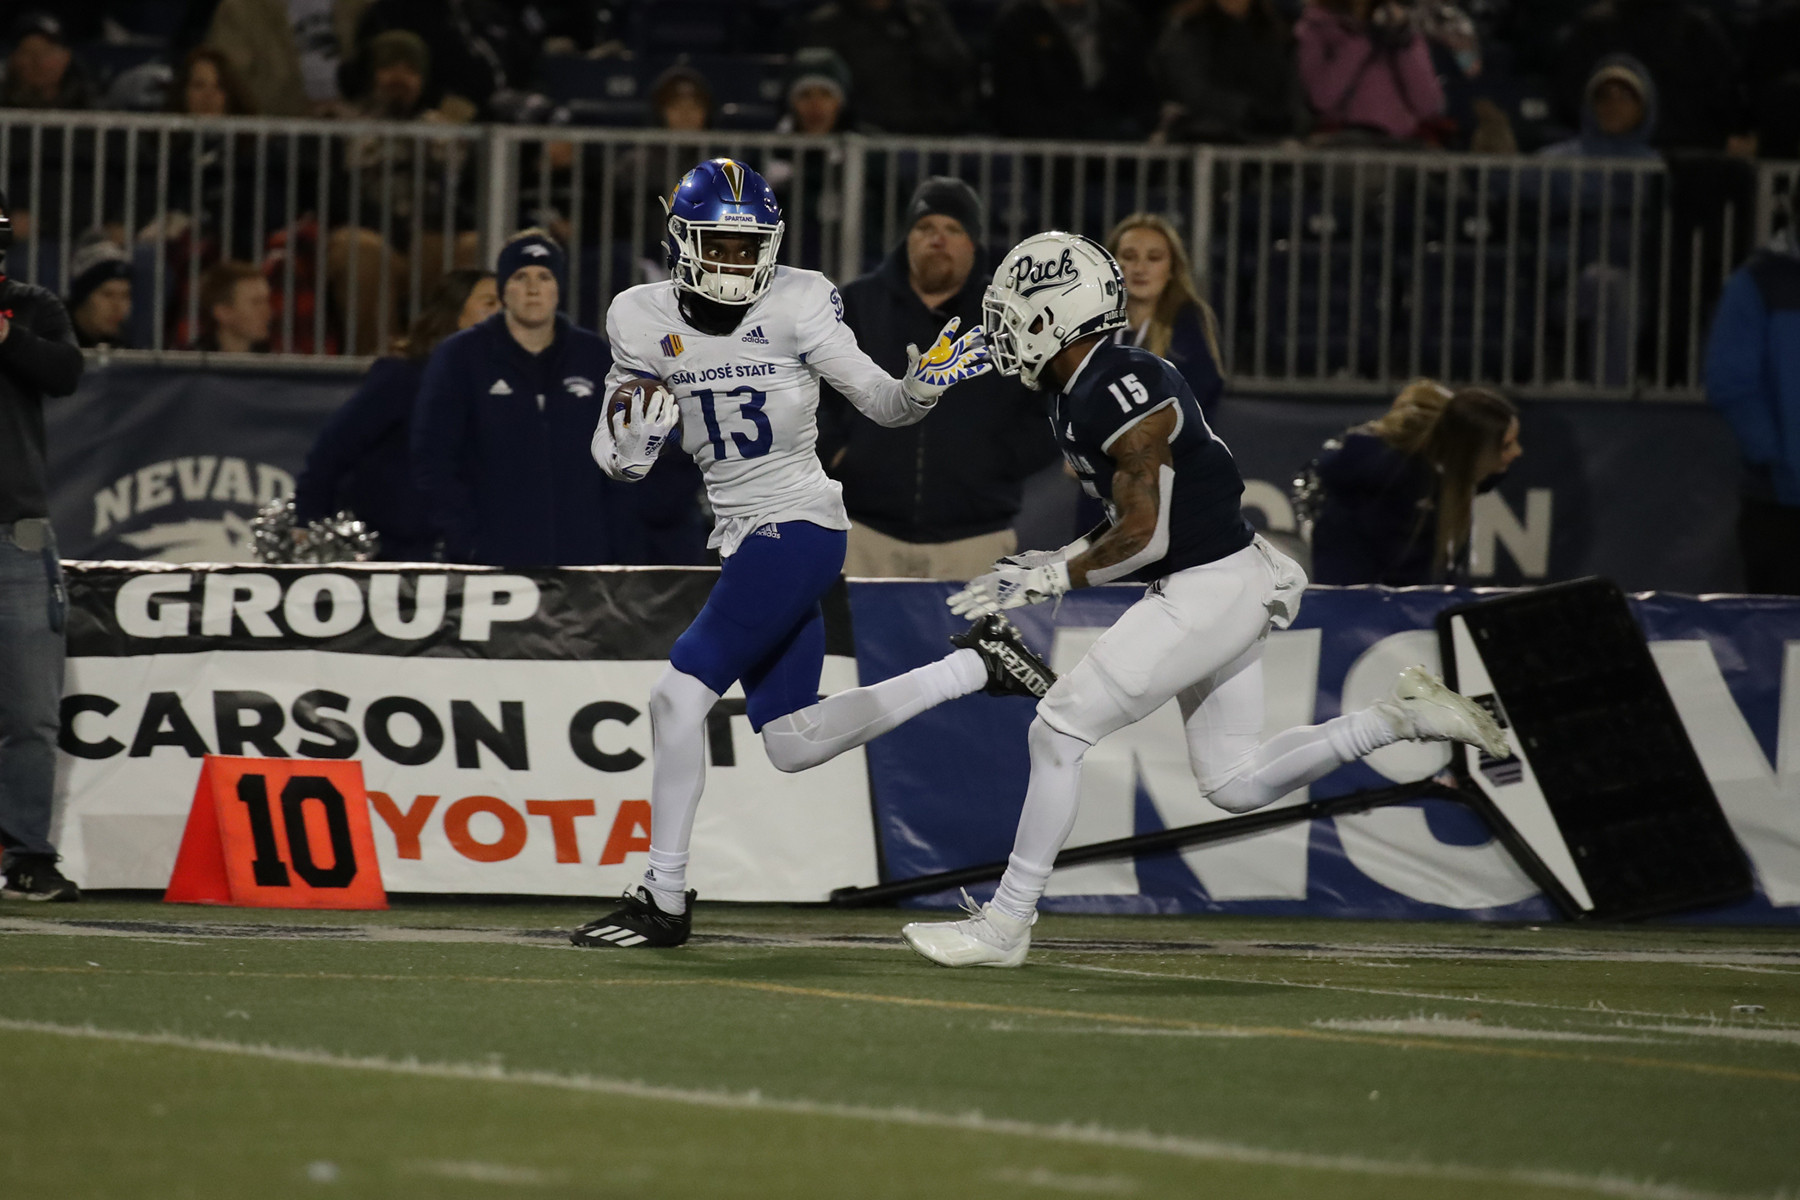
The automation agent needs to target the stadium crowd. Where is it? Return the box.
[0,0,1784,153]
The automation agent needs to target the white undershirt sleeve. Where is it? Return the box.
[797,277,933,429]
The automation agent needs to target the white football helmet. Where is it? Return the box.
[982,232,1127,391]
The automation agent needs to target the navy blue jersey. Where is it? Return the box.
[1050,341,1253,582]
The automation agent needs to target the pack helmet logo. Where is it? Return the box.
[1008,248,1079,297]
[564,376,595,397]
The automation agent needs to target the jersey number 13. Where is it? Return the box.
[694,387,772,460]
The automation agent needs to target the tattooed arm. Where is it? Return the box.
[1067,406,1177,588]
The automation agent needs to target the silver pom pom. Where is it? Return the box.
[250,498,381,564]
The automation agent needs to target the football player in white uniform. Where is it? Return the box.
[901,232,1512,968]
[574,159,1056,949]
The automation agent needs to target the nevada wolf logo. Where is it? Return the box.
[1009,248,1078,297]
[564,376,595,397]
[523,244,551,258]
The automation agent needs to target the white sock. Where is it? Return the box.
[992,718,1089,922]
[760,648,986,773]
[1207,708,1400,815]
[640,667,720,915]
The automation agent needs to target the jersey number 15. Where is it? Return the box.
[695,387,772,460]
[1106,373,1151,413]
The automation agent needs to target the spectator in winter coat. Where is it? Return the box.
[295,269,498,560]
[206,0,367,117]
[818,178,1056,579]
[1704,212,1800,595]
[1294,0,1444,142]
[1152,0,1310,144]
[194,261,273,353]
[1533,56,1661,386]
[990,0,1152,140]
[1553,0,1744,153]
[330,30,481,355]
[1,13,95,111]
[796,0,975,135]
[412,230,701,567]
[347,0,533,117]
[65,232,133,350]
[1309,381,1521,585]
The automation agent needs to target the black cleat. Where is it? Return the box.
[570,886,694,949]
[2,855,80,902]
[952,614,1056,699]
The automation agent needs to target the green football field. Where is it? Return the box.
[2,898,1796,1200]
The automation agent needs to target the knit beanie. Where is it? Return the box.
[905,177,983,240]
[66,230,132,311]
[495,230,567,296]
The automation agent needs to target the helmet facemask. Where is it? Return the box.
[669,216,784,306]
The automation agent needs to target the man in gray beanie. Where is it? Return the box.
[65,230,133,349]
[819,177,1056,579]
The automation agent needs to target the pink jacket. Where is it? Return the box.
[1295,8,1444,140]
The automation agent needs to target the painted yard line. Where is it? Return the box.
[1620,1023,1800,1047]
[0,964,707,988]
[1313,1018,1657,1044]
[6,963,1795,1083]
[0,1016,1770,1200]
[697,978,1800,1085]
[1049,961,1800,1030]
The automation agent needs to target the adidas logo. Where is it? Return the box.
[578,924,649,947]
[752,523,781,539]
[741,325,769,344]
[489,379,513,395]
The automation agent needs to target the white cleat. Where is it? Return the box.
[1376,665,1511,759]
[901,890,1036,968]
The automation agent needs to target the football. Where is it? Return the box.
[608,378,671,428]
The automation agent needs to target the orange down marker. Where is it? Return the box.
[163,756,388,909]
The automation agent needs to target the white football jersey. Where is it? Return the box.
[604,267,929,555]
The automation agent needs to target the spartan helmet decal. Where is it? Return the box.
[983,232,1127,390]
[664,158,785,306]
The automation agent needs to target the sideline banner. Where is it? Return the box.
[48,363,355,562]
[47,364,1746,591]
[55,563,877,901]
[849,582,1800,925]
[54,563,1800,923]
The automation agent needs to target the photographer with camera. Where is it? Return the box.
[0,186,84,901]
[1295,0,1444,144]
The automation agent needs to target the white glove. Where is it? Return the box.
[593,383,679,481]
[947,559,1071,618]
[998,535,1091,572]
[902,316,992,407]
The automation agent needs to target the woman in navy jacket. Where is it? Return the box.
[1310,381,1521,585]
[1106,213,1224,422]
[294,269,498,560]
[411,230,702,567]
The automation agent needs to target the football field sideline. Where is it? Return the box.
[3,901,1795,1199]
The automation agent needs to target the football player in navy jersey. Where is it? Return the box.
[902,233,1512,968]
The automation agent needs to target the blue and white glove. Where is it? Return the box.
[592,383,679,482]
[947,559,1071,618]
[902,316,992,407]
